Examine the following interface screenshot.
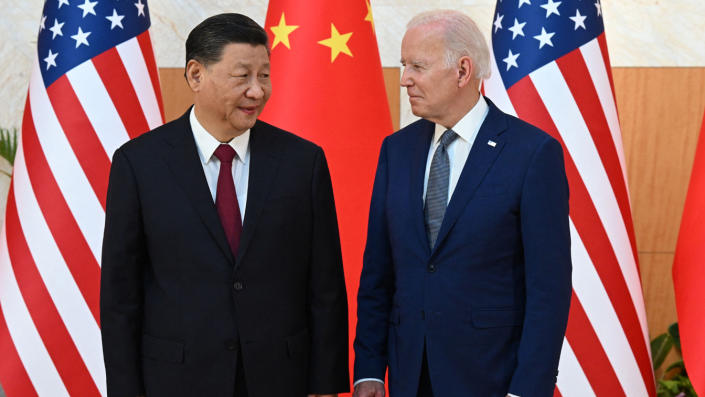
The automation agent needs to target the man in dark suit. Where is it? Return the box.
[100,13,349,397]
[353,10,572,397]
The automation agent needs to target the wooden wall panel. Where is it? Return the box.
[614,67,705,339]
[382,68,400,131]
[160,68,193,121]
[615,67,705,253]
[158,66,705,344]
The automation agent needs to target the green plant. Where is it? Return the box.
[0,127,18,170]
[651,322,697,397]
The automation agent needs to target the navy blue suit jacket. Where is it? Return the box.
[354,99,572,397]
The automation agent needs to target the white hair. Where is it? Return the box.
[407,9,491,80]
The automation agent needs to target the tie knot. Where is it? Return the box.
[439,129,458,148]
[214,144,236,163]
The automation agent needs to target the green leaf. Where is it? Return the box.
[666,360,685,374]
[659,379,681,393]
[652,333,674,370]
[0,127,18,166]
[668,322,682,354]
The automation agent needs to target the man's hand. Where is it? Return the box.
[353,381,385,397]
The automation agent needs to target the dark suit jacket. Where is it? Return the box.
[100,110,349,397]
[354,99,572,397]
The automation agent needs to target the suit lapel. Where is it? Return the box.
[235,121,280,268]
[432,100,508,254]
[410,119,435,255]
[162,109,235,264]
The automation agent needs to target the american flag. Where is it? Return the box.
[484,0,655,396]
[0,0,162,395]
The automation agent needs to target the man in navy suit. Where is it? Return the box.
[100,14,349,397]
[353,10,572,397]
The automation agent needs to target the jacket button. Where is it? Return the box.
[234,281,244,291]
[428,264,436,273]
[225,339,239,351]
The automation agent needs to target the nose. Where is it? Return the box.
[400,66,412,88]
[245,81,265,99]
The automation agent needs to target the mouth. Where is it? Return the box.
[238,105,258,115]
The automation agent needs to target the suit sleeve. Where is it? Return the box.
[353,138,395,382]
[509,136,572,396]
[307,147,350,394]
[100,147,147,397]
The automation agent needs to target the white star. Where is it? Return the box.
[519,0,531,7]
[44,49,58,70]
[77,0,98,17]
[570,9,587,30]
[135,0,146,17]
[40,15,47,31]
[106,9,125,29]
[49,18,65,39]
[595,1,602,16]
[534,27,555,49]
[508,18,526,39]
[58,0,70,9]
[502,49,519,71]
[540,0,562,18]
[493,14,504,33]
[71,26,91,48]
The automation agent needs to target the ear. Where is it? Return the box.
[456,56,475,88]
[185,59,205,92]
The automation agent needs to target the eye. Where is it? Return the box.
[259,73,270,79]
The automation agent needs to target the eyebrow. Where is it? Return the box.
[232,62,270,69]
[401,58,428,66]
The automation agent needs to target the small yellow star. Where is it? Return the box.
[270,13,299,50]
[318,23,353,62]
[365,0,375,31]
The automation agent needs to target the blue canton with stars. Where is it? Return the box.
[492,0,604,89]
[37,0,151,87]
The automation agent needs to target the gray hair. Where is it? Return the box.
[407,10,491,80]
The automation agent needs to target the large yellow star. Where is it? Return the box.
[365,0,375,31]
[270,13,299,50]
[317,23,353,62]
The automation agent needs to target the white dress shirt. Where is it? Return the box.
[423,95,489,204]
[189,108,249,222]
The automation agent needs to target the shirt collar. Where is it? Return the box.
[433,95,489,144]
[189,107,250,165]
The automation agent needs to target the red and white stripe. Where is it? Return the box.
[0,30,163,396]
[485,34,655,396]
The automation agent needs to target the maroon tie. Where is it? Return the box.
[213,144,242,258]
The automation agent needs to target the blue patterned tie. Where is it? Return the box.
[425,129,458,249]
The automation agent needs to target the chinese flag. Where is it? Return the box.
[260,0,394,391]
[673,110,705,396]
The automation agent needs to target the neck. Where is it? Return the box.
[434,90,481,129]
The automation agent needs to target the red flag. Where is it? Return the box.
[0,1,162,396]
[673,111,705,396]
[484,1,655,395]
[260,0,393,391]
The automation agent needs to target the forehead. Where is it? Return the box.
[401,25,446,60]
[215,42,270,68]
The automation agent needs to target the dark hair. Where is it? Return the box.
[185,13,269,69]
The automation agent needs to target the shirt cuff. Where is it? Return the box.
[353,378,385,387]
[507,394,520,397]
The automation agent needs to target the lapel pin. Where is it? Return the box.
[487,140,497,147]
